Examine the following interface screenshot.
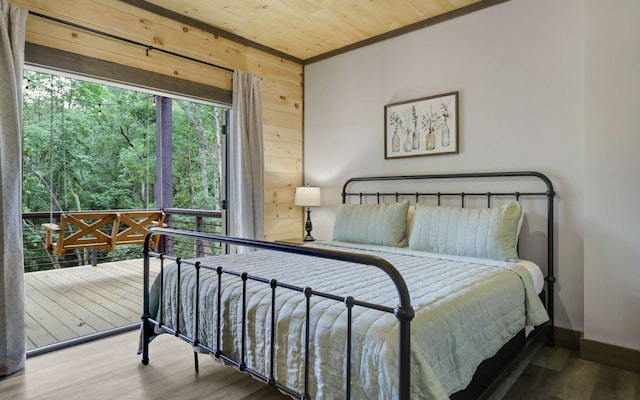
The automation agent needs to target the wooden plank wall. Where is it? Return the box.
[9,0,304,241]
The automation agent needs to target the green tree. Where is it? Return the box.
[22,70,225,271]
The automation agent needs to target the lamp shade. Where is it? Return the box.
[294,186,321,207]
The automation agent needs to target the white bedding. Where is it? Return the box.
[518,259,544,294]
[147,241,549,399]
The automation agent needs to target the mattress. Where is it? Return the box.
[517,259,544,294]
[147,241,549,400]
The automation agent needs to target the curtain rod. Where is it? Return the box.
[29,11,235,74]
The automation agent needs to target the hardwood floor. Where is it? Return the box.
[1,331,288,400]
[1,331,638,399]
[24,259,160,349]
[503,344,640,399]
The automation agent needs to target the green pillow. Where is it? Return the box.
[333,200,410,247]
[408,201,522,261]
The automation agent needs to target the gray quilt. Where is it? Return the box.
[147,241,548,399]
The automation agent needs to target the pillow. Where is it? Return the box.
[406,205,416,240]
[408,201,522,261]
[333,200,410,247]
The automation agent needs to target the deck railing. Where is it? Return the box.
[22,208,223,273]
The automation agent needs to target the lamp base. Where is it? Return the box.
[304,209,315,242]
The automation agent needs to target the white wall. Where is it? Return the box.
[304,0,586,334]
[583,0,640,350]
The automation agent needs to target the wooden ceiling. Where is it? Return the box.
[132,0,507,63]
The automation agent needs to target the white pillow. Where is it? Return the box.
[406,205,416,241]
[408,201,522,261]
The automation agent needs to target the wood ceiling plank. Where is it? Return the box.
[142,0,482,60]
[14,0,303,74]
[13,0,500,61]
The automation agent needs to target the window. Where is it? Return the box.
[22,69,227,271]
[20,64,231,354]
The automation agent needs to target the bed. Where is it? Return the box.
[140,171,556,400]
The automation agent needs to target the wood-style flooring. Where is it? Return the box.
[503,344,640,399]
[24,259,160,350]
[1,330,638,400]
[1,331,288,400]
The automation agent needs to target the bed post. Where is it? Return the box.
[545,178,556,347]
[141,231,153,365]
[396,305,415,400]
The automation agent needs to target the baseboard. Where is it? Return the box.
[553,326,581,350]
[580,337,640,373]
[554,327,640,373]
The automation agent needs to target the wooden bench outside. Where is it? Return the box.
[42,210,166,259]
[115,210,165,249]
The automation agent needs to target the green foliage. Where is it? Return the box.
[23,70,224,212]
[22,70,225,271]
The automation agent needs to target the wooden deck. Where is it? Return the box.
[24,258,160,350]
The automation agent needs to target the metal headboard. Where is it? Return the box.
[341,171,556,345]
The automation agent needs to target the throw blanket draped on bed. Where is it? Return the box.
[146,241,548,400]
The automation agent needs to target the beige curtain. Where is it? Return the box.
[0,0,27,377]
[229,70,264,242]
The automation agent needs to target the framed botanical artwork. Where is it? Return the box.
[384,91,459,159]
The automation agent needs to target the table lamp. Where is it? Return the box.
[294,186,321,241]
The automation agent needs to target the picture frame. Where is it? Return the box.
[384,91,459,159]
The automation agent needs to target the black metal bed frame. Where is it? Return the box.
[141,233,414,399]
[341,171,556,346]
[140,171,555,400]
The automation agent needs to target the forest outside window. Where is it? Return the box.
[21,68,229,354]
[22,69,227,272]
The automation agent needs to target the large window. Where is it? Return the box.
[22,69,227,271]
[20,69,229,353]
[23,69,225,212]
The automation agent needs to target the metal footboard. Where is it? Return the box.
[141,228,415,400]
